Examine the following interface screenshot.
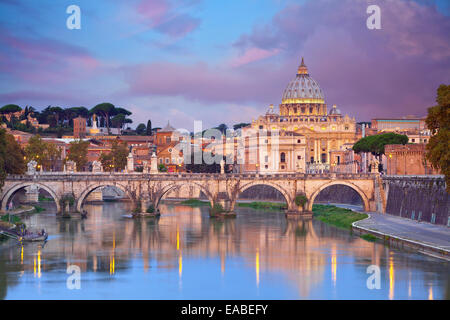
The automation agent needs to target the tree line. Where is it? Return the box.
[0,103,156,136]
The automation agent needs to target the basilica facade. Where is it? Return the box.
[241,58,357,173]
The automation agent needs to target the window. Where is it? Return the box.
[297,139,301,143]
[165,158,169,164]
[265,155,269,163]
[411,139,415,143]
[259,125,263,129]
[297,155,301,160]
[159,158,163,164]
[281,165,285,169]
[280,152,286,163]
[265,165,268,169]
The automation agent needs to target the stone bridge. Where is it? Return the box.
[0,172,380,215]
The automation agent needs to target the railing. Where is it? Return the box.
[5,171,377,180]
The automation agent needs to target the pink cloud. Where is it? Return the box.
[230,47,281,67]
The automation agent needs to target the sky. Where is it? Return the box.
[0,0,449,130]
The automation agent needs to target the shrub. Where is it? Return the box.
[146,204,155,213]
[210,203,225,215]
[294,193,308,208]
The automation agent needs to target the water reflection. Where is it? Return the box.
[0,201,448,300]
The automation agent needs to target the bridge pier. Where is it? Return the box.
[132,197,160,217]
[210,193,236,217]
[285,203,313,218]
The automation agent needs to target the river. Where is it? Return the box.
[0,201,448,299]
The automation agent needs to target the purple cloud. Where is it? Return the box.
[136,0,201,38]
[122,0,450,121]
[0,30,99,84]
[232,0,450,120]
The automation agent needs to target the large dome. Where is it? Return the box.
[281,58,325,104]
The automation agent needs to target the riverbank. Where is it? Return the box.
[352,213,450,261]
[312,204,368,229]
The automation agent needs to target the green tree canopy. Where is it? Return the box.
[146,120,152,135]
[136,123,146,135]
[352,132,408,157]
[0,104,22,114]
[90,103,117,134]
[215,123,228,134]
[24,135,61,170]
[0,129,26,191]
[99,140,129,171]
[425,84,450,192]
[233,123,250,130]
[67,140,90,171]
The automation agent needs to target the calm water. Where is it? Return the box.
[0,201,448,300]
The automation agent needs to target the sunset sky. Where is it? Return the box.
[0,0,449,129]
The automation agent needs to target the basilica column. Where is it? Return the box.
[327,140,331,164]
[314,139,318,163]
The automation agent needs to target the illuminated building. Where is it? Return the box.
[242,58,357,173]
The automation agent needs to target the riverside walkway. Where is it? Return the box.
[352,211,450,260]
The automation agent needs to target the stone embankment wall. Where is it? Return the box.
[383,175,449,226]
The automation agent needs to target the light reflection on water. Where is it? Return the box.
[0,201,448,300]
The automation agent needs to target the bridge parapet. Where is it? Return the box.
[5,172,377,181]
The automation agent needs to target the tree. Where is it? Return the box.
[136,123,146,135]
[46,143,62,171]
[215,123,228,134]
[99,152,114,172]
[99,140,129,172]
[24,135,61,171]
[0,104,22,114]
[112,113,126,130]
[146,120,152,135]
[24,135,48,169]
[425,84,450,192]
[49,106,64,126]
[0,129,26,192]
[158,163,168,172]
[233,122,250,130]
[67,140,89,171]
[353,132,408,158]
[90,103,117,134]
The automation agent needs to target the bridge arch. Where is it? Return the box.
[76,183,135,212]
[1,182,61,213]
[154,182,215,209]
[307,181,370,212]
[233,181,293,211]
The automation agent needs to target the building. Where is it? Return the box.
[155,121,185,172]
[73,116,87,138]
[371,117,431,143]
[241,58,357,173]
[385,144,439,175]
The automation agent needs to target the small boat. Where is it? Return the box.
[20,232,48,242]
